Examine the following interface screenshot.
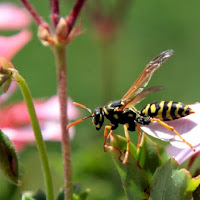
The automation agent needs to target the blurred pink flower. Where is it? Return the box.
[0,3,32,29]
[0,3,33,140]
[0,30,32,60]
[141,102,200,150]
[0,3,32,60]
[0,96,79,151]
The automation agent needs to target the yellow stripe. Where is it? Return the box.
[175,102,182,118]
[99,114,103,122]
[103,107,109,115]
[114,114,119,119]
[96,123,100,129]
[108,103,114,109]
[183,105,189,116]
[142,104,150,116]
[128,113,134,117]
[150,104,157,114]
[166,101,173,120]
[157,101,165,120]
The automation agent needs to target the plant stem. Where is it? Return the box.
[20,0,47,27]
[53,45,73,200]
[50,0,60,29]
[66,0,87,35]
[15,73,54,200]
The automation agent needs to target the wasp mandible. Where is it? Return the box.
[67,50,195,164]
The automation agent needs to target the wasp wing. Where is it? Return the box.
[118,86,164,111]
[121,50,174,101]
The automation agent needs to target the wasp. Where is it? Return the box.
[67,50,195,164]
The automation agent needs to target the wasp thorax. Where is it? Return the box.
[92,107,104,130]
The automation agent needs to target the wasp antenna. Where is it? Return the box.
[67,115,92,130]
[73,102,92,114]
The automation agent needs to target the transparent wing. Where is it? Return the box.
[121,49,174,101]
[118,86,164,111]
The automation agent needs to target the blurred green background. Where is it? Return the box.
[1,0,200,199]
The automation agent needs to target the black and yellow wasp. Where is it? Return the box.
[67,50,195,164]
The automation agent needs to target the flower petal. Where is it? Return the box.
[0,96,79,127]
[166,144,200,165]
[34,96,79,120]
[0,30,32,60]
[41,121,75,141]
[0,95,78,151]
[0,3,32,30]
[2,123,75,151]
[140,103,200,149]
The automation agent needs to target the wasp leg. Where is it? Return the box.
[151,118,195,151]
[104,125,112,152]
[136,123,142,149]
[123,124,130,164]
[107,130,113,140]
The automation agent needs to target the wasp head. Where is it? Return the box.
[67,102,104,131]
[92,107,104,130]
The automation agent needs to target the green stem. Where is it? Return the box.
[53,45,73,200]
[15,73,54,200]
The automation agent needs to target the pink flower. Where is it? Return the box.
[141,103,200,150]
[0,3,32,29]
[0,96,79,151]
[166,144,200,165]
[0,3,32,60]
[0,30,32,60]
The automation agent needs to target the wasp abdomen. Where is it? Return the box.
[141,101,194,121]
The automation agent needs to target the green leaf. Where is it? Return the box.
[57,189,64,200]
[57,186,90,200]
[150,157,200,200]
[21,193,36,200]
[109,134,139,160]
[192,169,200,200]
[32,190,46,200]
[187,175,200,192]
[0,130,19,185]
[73,189,90,200]
[21,190,46,200]
[106,134,149,200]
[21,195,36,200]
[138,134,162,181]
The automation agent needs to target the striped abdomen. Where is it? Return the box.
[141,101,194,121]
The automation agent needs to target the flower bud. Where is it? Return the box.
[0,57,15,93]
[55,18,69,44]
[38,25,54,46]
[0,130,20,185]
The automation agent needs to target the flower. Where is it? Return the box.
[0,3,31,29]
[0,30,32,60]
[166,144,200,165]
[140,102,200,150]
[86,1,132,41]
[0,3,32,60]
[0,96,79,151]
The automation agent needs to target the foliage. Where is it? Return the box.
[0,0,200,200]
[106,134,200,200]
